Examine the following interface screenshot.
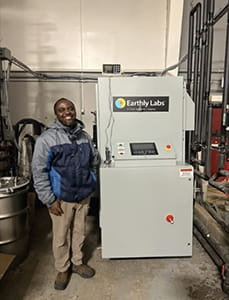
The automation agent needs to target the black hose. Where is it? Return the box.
[14,118,46,142]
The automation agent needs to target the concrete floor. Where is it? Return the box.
[0,206,228,300]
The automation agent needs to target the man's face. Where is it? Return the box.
[55,100,76,127]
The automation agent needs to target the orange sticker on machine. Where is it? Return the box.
[179,168,193,177]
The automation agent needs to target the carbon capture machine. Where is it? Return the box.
[96,76,195,258]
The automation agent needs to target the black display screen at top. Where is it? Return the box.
[130,142,158,155]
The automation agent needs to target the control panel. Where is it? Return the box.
[130,142,158,156]
[114,141,176,160]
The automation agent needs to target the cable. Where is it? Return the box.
[11,56,98,82]
[159,53,188,76]
[104,78,115,163]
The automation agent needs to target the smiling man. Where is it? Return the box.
[32,98,98,290]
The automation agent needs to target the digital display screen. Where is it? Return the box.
[103,65,113,73]
[130,143,158,155]
[103,64,121,74]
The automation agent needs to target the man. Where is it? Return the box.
[32,98,98,290]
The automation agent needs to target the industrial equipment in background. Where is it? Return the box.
[0,46,99,266]
[96,76,194,258]
[0,48,45,266]
[186,0,229,294]
[0,48,30,265]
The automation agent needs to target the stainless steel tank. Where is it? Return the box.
[0,176,30,266]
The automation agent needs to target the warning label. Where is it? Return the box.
[179,168,193,177]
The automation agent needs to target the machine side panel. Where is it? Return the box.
[184,90,195,130]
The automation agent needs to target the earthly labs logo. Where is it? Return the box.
[113,96,169,112]
[115,98,126,109]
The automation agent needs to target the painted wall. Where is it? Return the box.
[0,0,184,134]
[0,0,184,72]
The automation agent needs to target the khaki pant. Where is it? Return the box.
[49,197,90,272]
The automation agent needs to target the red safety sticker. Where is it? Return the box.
[179,168,193,177]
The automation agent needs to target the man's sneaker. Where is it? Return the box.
[54,270,70,290]
[72,264,95,278]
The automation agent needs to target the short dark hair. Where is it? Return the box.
[54,98,75,113]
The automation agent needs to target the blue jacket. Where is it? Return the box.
[32,119,97,207]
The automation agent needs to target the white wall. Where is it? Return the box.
[0,0,184,72]
[0,0,184,134]
[8,81,97,135]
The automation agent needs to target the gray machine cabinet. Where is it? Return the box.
[100,164,193,258]
[96,76,194,258]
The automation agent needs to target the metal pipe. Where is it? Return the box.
[197,0,209,142]
[194,3,202,140]
[219,150,226,170]
[205,0,215,98]
[194,202,229,294]
[186,3,202,163]
[194,202,229,259]
[187,7,194,95]
[194,169,209,180]
[213,3,229,25]
[187,3,202,138]
[191,158,205,166]
[205,105,213,177]
[208,172,229,194]
[204,0,215,177]
[201,0,214,142]
[218,169,229,177]
[221,5,229,140]
[200,0,215,144]
[194,226,224,269]
[192,3,202,104]
[204,202,229,232]
[199,0,214,179]
[186,5,194,163]
[0,61,4,141]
